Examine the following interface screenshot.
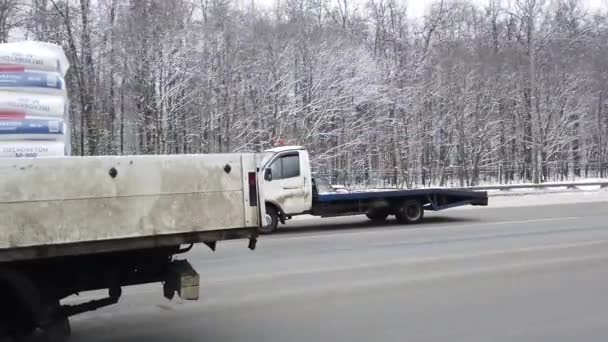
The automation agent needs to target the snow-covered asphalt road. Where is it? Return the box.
[69,193,608,342]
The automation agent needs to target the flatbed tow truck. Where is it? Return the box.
[259,146,488,233]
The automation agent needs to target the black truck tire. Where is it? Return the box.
[41,315,71,342]
[0,270,42,341]
[259,205,279,234]
[395,200,424,224]
[366,210,389,222]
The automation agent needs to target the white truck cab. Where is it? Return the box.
[261,146,313,233]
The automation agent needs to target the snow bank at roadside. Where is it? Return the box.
[471,189,608,209]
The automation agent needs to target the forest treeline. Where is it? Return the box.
[4,0,608,186]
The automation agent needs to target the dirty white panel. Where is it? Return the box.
[1,191,246,249]
[0,154,258,250]
[0,154,244,202]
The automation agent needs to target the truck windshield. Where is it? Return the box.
[260,152,276,169]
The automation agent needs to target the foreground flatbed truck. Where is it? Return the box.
[0,153,265,342]
[259,146,488,233]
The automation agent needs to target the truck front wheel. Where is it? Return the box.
[259,205,279,234]
[395,200,424,224]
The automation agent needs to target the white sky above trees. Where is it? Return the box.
[407,0,606,17]
[250,0,607,18]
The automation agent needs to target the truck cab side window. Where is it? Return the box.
[270,157,282,180]
[268,153,300,180]
[281,155,300,178]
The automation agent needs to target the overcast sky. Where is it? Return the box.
[251,0,607,18]
[408,0,606,17]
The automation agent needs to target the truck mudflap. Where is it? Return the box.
[164,260,200,301]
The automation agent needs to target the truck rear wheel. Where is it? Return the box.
[395,200,424,224]
[259,205,279,234]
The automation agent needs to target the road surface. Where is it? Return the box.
[69,201,608,342]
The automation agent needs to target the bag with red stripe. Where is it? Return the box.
[0,41,69,76]
[0,91,66,119]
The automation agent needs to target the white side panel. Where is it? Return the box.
[1,191,246,248]
[0,154,244,202]
[0,154,256,250]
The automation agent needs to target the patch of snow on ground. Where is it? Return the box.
[457,189,608,209]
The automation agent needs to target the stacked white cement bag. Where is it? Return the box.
[0,41,70,158]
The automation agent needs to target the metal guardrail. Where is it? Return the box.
[463,181,608,191]
[325,180,608,193]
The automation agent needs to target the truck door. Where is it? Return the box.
[264,151,311,215]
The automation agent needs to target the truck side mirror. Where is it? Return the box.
[264,168,272,181]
